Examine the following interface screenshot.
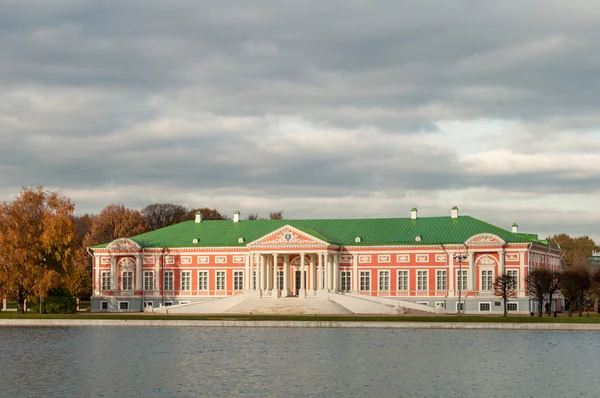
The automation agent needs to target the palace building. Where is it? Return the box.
[89,207,562,314]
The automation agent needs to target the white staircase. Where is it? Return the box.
[225,297,354,315]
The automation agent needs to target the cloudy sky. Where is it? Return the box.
[1,1,599,241]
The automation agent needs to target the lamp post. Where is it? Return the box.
[453,252,468,314]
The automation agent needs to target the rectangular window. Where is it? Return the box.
[198,271,208,291]
[379,270,390,291]
[341,271,351,292]
[216,271,226,291]
[507,270,518,289]
[456,302,464,311]
[360,271,370,291]
[417,270,428,291]
[234,271,244,291]
[457,270,468,291]
[479,302,491,311]
[181,271,191,291]
[101,271,111,291]
[277,271,284,290]
[481,270,493,291]
[507,302,518,311]
[101,301,108,310]
[144,302,153,309]
[436,270,447,291]
[397,270,408,291]
[253,270,257,290]
[119,301,129,310]
[143,271,154,291]
[164,271,174,291]
[122,271,133,291]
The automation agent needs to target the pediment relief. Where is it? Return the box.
[118,257,136,268]
[477,254,497,266]
[248,225,327,247]
[107,238,140,251]
[465,233,505,245]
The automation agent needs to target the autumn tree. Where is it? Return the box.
[546,271,561,315]
[82,203,148,249]
[269,211,284,220]
[73,213,94,246]
[560,267,591,317]
[142,203,188,230]
[0,187,77,313]
[494,273,517,317]
[527,269,554,317]
[548,234,598,268]
[185,207,228,221]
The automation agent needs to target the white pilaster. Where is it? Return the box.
[468,252,475,291]
[135,254,142,291]
[283,254,290,297]
[317,253,323,291]
[110,255,117,291]
[310,254,316,292]
[448,253,454,296]
[333,253,340,292]
[520,252,526,297]
[94,256,100,295]
[260,254,265,292]
[499,251,505,275]
[352,254,358,293]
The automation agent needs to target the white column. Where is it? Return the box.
[283,254,290,297]
[154,255,160,291]
[244,255,250,290]
[317,253,323,291]
[135,254,143,291]
[110,255,117,291]
[272,253,279,299]
[310,254,316,292]
[468,252,475,291]
[333,253,340,292]
[352,254,358,293]
[259,254,265,292]
[499,251,505,275]
[299,252,306,298]
[324,253,330,291]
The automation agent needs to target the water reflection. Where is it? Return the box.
[0,327,599,397]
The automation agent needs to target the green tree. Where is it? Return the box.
[548,234,598,268]
[0,187,77,313]
[494,273,517,316]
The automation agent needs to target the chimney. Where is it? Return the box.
[512,223,518,233]
[411,208,418,220]
[451,206,459,219]
[233,211,240,223]
[195,211,202,223]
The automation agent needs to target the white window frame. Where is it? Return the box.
[507,269,518,290]
[456,269,468,292]
[181,270,191,291]
[100,301,108,310]
[198,271,208,291]
[340,270,351,292]
[416,301,429,306]
[397,270,409,291]
[118,301,129,310]
[456,302,464,311]
[480,269,493,291]
[216,270,226,291]
[144,301,153,309]
[101,271,111,291]
[507,302,518,311]
[164,271,174,291]
[121,271,133,291]
[378,270,390,291]
[435,301,446,309]
[234,270,244,291]
[143,271,154,291]
[163,301,173,307]
[436,270,447,291]
[417,270,428,291]
[276,270,284,290]
[479,302,492,312]
[359,271,371,292]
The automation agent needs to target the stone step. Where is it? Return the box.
[225,297,354,315]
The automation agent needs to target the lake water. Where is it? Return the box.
[1,326,599,397]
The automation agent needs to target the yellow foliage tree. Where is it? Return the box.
[0,187,77,313]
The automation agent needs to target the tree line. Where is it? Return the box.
[0,186,283,313]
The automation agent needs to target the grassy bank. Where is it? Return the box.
[1,312,600,323]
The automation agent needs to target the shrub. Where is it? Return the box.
[42,288,77,314]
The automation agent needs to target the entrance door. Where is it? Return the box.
[294,271,306,295]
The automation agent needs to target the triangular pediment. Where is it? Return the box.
[247,225,329,247]
[465,233,505,245]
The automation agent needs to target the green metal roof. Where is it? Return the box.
[91,215,547,249]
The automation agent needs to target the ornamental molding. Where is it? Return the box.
[477,254,498,266]
[107,238,141,251]
[247,225,329,247]
[465,233,506,246]
[117,257,135,269]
